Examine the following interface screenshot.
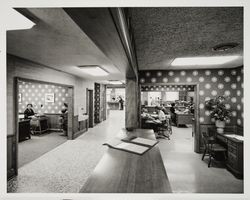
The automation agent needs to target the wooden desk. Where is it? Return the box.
[176,113,193,127]
[107,101,120,110]
[80,129,172,193]
[30,116,49,135]
[209,128,243,179]
[18,119,31,142]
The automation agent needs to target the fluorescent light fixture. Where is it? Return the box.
[171,56,239,66]
[78,66,109,76]
[6,8,35,30]
[108,80,123,85]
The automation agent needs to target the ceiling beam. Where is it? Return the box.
[64,8,137,79]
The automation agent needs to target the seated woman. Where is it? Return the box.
[24,103,35,119]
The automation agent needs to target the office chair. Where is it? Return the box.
[201,132,227,167]
[157,118,171,140]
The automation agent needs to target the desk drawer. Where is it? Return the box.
[228,152,238,169]
[228,140,237,148]
[228,145,237,155]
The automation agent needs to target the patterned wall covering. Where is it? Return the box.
[94,83,101,123]
[141,84,194,92]
[18,80,68,114]
[94,83,107,124]
[139,67,243,126]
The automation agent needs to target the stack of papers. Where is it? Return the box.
[115,142,149,155]
[104,137,158,155]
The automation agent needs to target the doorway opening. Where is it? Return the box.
[140,83,199,152]
[106,87,125,118]
[15,78,74,168]
[86,89,94,128]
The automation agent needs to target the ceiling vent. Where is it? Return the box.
[212,43,239,52]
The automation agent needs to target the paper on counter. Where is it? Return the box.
[131,137,158,147]
[116,142,149,154]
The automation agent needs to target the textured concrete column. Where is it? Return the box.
[125,77,139,128]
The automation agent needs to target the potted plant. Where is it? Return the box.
[205,96,231,133]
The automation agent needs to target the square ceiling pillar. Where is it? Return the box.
[125,77,139,128]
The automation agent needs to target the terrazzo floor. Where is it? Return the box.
[158,125,243,193]
[8,111,243,193]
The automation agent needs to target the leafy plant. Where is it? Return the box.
[205,96,231,121]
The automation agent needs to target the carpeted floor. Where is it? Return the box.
[18,131,67,167]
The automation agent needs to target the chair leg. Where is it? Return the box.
[202,148,206,160]
[224,151,227,161]
[208,153,212,167]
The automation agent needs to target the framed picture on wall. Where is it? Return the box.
[45,93,54,103]
[18,93,22,103]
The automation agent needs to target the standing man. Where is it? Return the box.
[119,96,124,110]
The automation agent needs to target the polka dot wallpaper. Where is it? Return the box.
[141,85,194,92]
[18,81,68,114]
[95,83,107,123]
[139,67,243,126]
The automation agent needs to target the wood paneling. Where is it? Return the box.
[7,135,17,180]
[125,78,139,128]
[73,116,88,139]
[46,114,62,130]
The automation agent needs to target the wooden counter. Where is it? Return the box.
[80,129,172,193]
[176,113,194,127]
[107,101,120,110]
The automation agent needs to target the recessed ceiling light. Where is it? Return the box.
[108,80,123,85]
[78,65,109,76]
[6,8,35,30]
[212,43,239,51]
[171,56,239,66]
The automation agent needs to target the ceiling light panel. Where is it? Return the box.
[171,56,239,66]
[78,66,109,76]
[108,81,123,85]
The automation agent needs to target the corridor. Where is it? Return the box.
[8,111,243,193]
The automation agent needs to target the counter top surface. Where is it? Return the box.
[80,128,172,193]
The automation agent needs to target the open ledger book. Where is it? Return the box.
[103,137,158,155]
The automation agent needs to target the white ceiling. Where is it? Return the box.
[130,7,243,70]
[7,8,124,81]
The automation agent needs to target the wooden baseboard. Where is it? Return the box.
[73,128,87,139]
[7,168,16,181]
[48,128,62,132]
